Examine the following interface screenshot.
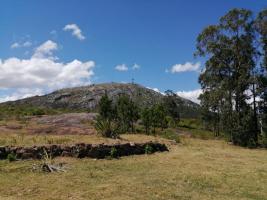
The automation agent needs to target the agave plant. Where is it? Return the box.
[94,116,120,138]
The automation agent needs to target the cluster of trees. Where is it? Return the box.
[94,91,180,138]
[196,8,267,147]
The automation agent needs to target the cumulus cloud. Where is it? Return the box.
[32,40,58,59]
[132,63,140,70]
[63,24,85,40]
[169,62,201,73]
[176,89,202,104]
[115,64,128,71]
[0,40,95,102]
[146,87,165,95]
[10,41,32,49]
[0,88,43,103]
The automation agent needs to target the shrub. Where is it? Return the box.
[7,153,17,162]
[160,128,180,143]
[110,147,119,158]
[94,116,119,138]
[145,144,153,154]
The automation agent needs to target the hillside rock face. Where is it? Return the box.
[2,83,200,117]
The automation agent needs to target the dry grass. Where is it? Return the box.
[0,133,165,146]
[0,137,266,200]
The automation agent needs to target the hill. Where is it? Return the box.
[0,83,200,118]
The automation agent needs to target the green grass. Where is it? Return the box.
[178,118,221,140]
[179,118,203,130]
[0,104,88,120]
[0,137,266,200]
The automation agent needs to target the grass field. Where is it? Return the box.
[0,136,266,200]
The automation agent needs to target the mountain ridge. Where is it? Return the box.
[0,83,200,118]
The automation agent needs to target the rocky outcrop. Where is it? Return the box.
[0,142,168,160]
[0,83,200,118]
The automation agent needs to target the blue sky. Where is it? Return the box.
[0,0,266,103]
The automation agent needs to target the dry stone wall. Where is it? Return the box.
[0,142,168,160]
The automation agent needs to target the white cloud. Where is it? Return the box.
[32,40,58,59]
[23,41,32,47]
[10,41,32,49]
[176,89,202,104]
[10,42,20,49]
[169,62,201,73]
[63,24,85,40]
[0,88,43,103]
[132,63,140,70]
[146,87,165,95]
[115,64,128,71]
[50,30,57,35]
[0,40,95,102]
[50,30,58,39]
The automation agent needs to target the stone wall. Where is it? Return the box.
[0,142,168,160]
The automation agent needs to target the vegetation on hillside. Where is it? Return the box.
[95,93,180,142]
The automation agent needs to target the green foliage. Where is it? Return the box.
[160,128,180,143]
[95,116,119,138]
[141,103,169,134]
[98,93,115,120]
[0,104,72,120]
[116,94,139,133]
[163,90,180,124]
[195,8,266,147]
[141,107,152,134]
[110,147,118,158]
[179,118,202,130]
[261,132,267,148]
[144,144,153,154]
[7,153,17,162]
[95,93,140,138]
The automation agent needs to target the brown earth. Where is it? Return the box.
[0,113,97,135]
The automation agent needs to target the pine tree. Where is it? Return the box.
[116,94,139,133]
[141,107,152,134]
[95,93,119,138]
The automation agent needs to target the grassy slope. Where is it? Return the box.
[0,133,165,147]
[0,137,266,200]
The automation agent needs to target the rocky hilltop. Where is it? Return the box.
[1,83,200,118]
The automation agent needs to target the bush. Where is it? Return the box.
[110,147,119,158]
[94,116,119,138]
[145,144,153,154]
[7,153,17,162]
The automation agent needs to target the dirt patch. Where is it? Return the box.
[0,113,97,135]
[29,113,97,135]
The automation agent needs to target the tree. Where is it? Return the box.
[95,93,119,138]
[98,92,115,121]
[163,90,180,125]
[153,103,168,131]
[116,94,139,133]
[195,8,260,146]
[141,107,152,134]
[256,9,267,146]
